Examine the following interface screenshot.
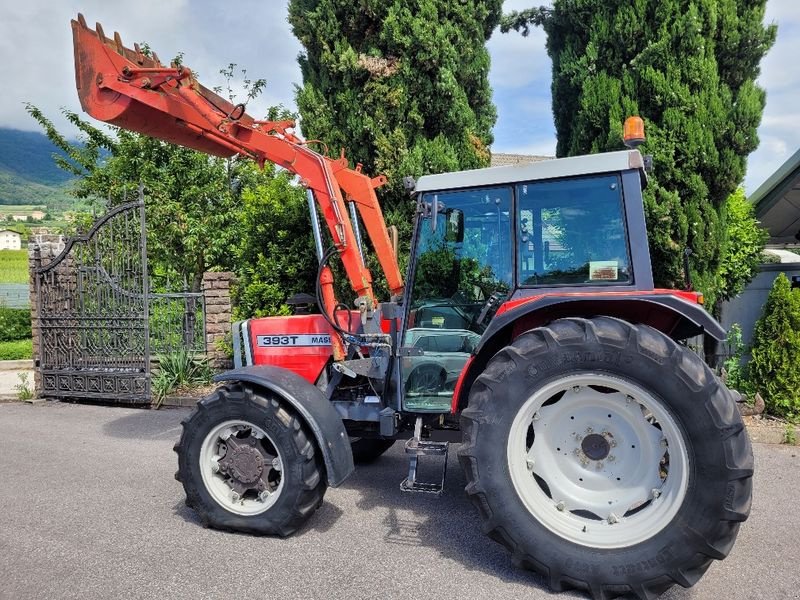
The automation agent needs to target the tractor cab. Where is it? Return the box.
[401,150,651,413]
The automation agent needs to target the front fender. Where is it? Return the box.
[213,365,354,487]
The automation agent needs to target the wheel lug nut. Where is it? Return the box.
[211,460,220,473]
[231,492,241,502]
[556,501,566,512]
[532,412,540,421]
[608,455,615,462]
[626,395,634,404]
[526,458,535,471]
[572,386,580,393]
[608,513,619,524]
[652,488,662,499]
[259,491,271,502]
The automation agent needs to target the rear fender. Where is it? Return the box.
[213,365,354,487]
[451,293,724,413]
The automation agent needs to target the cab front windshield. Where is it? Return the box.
[403,186,512,412]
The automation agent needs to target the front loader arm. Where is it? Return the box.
[71,15,404,359]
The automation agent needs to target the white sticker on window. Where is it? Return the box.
[589,261,619,281]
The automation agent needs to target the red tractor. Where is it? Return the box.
[72,16,752,599]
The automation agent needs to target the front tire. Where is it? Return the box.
[459,317,753,599]
[174,383,327,536]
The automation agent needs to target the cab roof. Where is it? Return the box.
[414,149,646,193]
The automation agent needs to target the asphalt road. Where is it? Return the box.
[0,402,798,600]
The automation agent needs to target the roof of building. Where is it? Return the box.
[750,147,800,246]
[0,229,21,236]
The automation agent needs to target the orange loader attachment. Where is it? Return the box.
[71,14,404,360]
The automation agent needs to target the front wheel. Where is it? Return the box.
[459,317,753,599]
[174,383,327,536]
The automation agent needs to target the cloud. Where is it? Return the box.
[745,4,800,194]
[0,0,301,135]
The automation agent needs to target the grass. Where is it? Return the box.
[0,249,28,283]
[0,339,32,360]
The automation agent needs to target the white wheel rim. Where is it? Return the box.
[199,419,285,516]
[507,373,689,549]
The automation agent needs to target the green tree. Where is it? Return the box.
[711,188,768,310]
[25,105,316,311]
[749,274,800,420]
[233,162,319,317]
[502,1,776,297]
[288,0,502,272]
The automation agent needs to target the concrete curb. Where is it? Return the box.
[0,360,33,371]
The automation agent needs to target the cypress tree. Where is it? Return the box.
[503,1,776,298]
[288,0,502,240]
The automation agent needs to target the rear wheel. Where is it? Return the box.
[459,317,753,599]
[174,383,327,536]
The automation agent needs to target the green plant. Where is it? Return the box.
[152,349,214,408]
[214,334,234,360]
[0,339,33,360]
[722,323,752,394]
[784,423,797,445]
[0,306,32,342]
[749,274,800,421]
[13,372,33,401]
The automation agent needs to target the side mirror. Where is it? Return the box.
[446,209,465,244]
[431,195,439,233]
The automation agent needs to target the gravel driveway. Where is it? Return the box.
[0,402,797,600]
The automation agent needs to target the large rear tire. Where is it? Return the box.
[459,317,753,599]
[174,383,327,536]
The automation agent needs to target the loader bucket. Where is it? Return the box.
[71,14,253,158]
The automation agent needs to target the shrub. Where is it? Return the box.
[722,323,753,396]
[0,306,31,342]
[749,274,800,420]
[0,339,33,360]
[152,349,213,407]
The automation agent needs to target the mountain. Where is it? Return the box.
[0,128,78,210]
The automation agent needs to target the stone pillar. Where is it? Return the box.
[203,271,235,369]
[28,236,66,397]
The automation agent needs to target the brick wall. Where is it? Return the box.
[203,272,235,369]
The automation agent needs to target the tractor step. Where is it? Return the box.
[400,418,449,495]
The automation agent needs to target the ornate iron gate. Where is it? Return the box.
[35,200,150,402]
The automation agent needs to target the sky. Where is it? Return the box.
[0,0,795,195]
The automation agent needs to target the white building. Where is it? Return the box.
[0,229,22,250]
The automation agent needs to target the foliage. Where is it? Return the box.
[0,339,32,360]
[232,163,318,318]
[785,423,798,446]
[152,349,214,407]
[26,85,314,316]
[749,274,800,421]
[0,250,29,284]
[703,188,768,311]
[288,0,502,289]
[13,372,33,401]
[0,306,31,341]
[721,323,752,395]
[502,1,776,299]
